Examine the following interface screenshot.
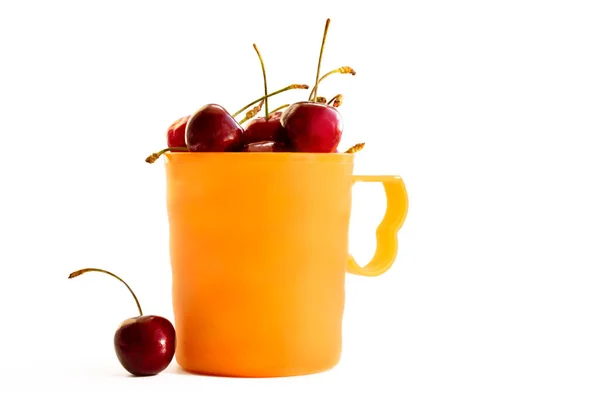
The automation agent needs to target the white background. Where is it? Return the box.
[1,0,599,398]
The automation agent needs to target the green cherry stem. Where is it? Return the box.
[308,66,355,100]
[145,147,189,164]
[68,268,143,317]
[238,99,264,125]
[270,104,290,114]
[253,44,269,120]
[310,18,331,101]
[232,84,309,118]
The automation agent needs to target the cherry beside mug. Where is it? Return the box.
[164,152,408,377]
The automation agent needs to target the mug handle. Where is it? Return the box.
[347,175,409,277]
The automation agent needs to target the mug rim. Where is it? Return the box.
[164,152,355,164]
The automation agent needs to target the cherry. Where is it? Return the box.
[281,101,343,152]
[241,140,290,152]
[243,111,287,145]
[280,18,349,153]
[166,115,190,149]
[113,315,176,377]
[68,268,176,377]
[185,104,244,152]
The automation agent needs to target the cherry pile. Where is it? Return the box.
[146,18,363,164]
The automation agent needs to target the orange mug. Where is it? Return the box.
[164,152,408,377]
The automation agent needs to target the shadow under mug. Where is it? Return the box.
[164,152,409,377]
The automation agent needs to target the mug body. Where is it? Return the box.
[165,152,355,377]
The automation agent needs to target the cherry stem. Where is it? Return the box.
[232,84,309,118]
[68,268,143,317]
[308,66,355,100]
[253,44,269,120]
[145,147,189,164]
[270,104,289,114]
[327,94,343,107]
[310,18,331,101]
[239,100,265,125]
[344,142,365,154]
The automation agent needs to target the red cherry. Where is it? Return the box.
[114,315,176,377]
[166,115,190,149]
[241,140,290,152]
[68,268,176,377]
[242,111,287,145]
[280,101,343,152]
[185,104,243,152]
